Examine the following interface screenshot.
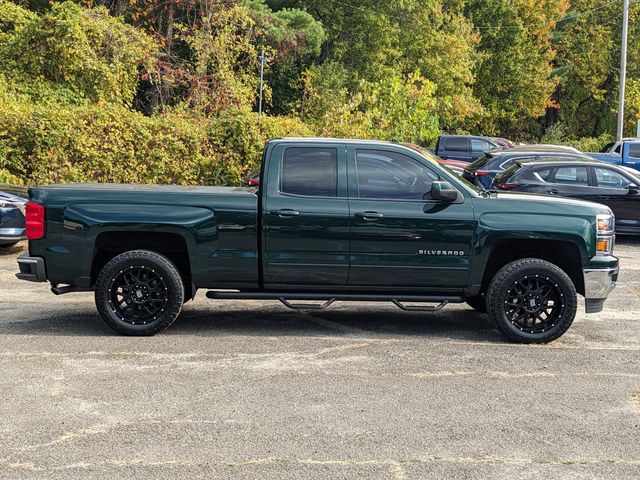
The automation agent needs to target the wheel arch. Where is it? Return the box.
[91,231,194,299]
[478,239,585,296]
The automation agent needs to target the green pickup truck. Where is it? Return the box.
[16,138,619,342]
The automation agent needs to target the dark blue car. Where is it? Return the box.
[462,145,589,189]
[0,185,28,247]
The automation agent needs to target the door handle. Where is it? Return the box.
[355,211,384,220]
[273,209,300,217]
[547,189,559,195]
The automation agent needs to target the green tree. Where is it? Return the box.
[0,0,155,105]
[551,0,640,138]
[465,0,567,138]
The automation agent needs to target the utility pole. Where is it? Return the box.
[616,0,630,141]
[258,48,266,116]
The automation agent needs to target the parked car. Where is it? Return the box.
[435,135,506,162]
[493,158,640,234]
[589,138,640,172]
[463,145,591,189]
[0,184,28,247]
[17,138,618,343]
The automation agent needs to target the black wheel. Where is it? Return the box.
[95,250,184,335]
[486,258,577,343]
[465,295,487,313]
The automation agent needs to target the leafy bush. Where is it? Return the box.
[0,169,22,185]
[0,91,312,186]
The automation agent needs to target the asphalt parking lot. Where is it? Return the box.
[0,240,639,479]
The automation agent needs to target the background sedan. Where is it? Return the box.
[493,159,640,234]
[0,185,28,247]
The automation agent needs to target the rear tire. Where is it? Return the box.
[95,250,184,336]
[486,258,577,343]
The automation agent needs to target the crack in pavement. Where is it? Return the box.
[2,455,640,472]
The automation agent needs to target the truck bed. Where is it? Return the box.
[28,183,260,289]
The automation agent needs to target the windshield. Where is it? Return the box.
[412,147,440,165]
[399,143,483,195]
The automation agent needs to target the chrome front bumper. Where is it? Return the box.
[583,267,618,313]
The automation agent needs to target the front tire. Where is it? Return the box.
[486,258,577,343]
[95,250,184,336]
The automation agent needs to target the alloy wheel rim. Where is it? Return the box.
[108,265,168,325]
[504,274,564,334]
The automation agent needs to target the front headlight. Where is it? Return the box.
[596,214,615,255]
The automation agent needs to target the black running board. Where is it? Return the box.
[205,290,464,312]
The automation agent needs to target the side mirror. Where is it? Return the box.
[628,183,639,194]
[431,181,459,202]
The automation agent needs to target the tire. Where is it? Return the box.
[486,258,577,344]
[465,295,487,313]
[95,250,184,336]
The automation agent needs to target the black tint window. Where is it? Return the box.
[552,166,589,185]
[355,150,439,200]
[281,147,337,197]
[629,143,640,158]
[443,138,468,152]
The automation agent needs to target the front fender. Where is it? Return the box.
[467,212,594,291]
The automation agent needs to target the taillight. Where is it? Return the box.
[474,170,490,176]
[495,182,519,190]
[25,202,45,240]
[247,178,260,186]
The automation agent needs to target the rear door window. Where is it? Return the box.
[442,137,469,152]
[551,166,589,185]
[281,147,338,197]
